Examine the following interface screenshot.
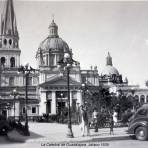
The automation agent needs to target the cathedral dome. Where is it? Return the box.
[102,65,119,76]
[101,52,119,76]
[36,19,72,67]
[38,19,69,53]
[38,37,69,52]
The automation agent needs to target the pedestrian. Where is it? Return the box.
[80,105,90,137]
[113,111,118,126]
[109,113,114,135]
[92,108,98,132]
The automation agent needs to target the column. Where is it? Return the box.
[51,91,56,114]
[39,90,46,115]
[54,54,57,66]
[56,54,59,64]
[6,55,9,67]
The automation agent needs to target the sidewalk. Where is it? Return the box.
[1,123,130,144]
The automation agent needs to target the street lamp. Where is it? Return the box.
[60,93,64,123]
[10,89,19,121]
[18,64,36,136]
[81,83,87,107]
[58,53,78,138]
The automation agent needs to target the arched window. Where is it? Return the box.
[9,77,14,86]
[140,95,145,105]
[127,95,133,101]
[134,95,140,109]
[49,54,54,66]
[9,39,12,45]
[135,95,139,102]
[10,57,15,67]
[3,39,7,45]
[1,57,6,66]
[27,77,32,86]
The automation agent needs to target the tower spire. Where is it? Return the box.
[1,0,18,37]
[106,52,113,66]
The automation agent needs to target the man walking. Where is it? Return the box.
[92,108,98,132]
[109,112,114,135]
[80,105,90,137]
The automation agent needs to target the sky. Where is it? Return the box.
[0,0,148,87]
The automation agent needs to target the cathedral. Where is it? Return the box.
[36,19,99,115]
[0,0,148,120]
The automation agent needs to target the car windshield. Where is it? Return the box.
[136,109,147,116]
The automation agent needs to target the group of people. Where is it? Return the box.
[79,105,118,136]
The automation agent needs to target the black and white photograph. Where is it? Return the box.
[0,0,148,147]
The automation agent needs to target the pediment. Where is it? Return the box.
[40,75,81,87]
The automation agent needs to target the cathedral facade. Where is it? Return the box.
[36,19,100,115]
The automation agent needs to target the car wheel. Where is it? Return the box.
[0,127,8,135]
[135,126,148,141]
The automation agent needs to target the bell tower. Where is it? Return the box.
[0,0,21,68]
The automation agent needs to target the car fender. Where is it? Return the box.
[128,121,148,134]
[134,121,148,134]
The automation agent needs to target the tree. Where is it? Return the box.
[118,95,133,113]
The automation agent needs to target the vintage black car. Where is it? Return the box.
[128,104,148,141]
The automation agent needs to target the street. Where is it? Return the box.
[0,122,148,148]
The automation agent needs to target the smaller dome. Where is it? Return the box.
[101,52,119,76]
[101,65,119,76]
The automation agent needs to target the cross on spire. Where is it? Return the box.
[52,14,54,21]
